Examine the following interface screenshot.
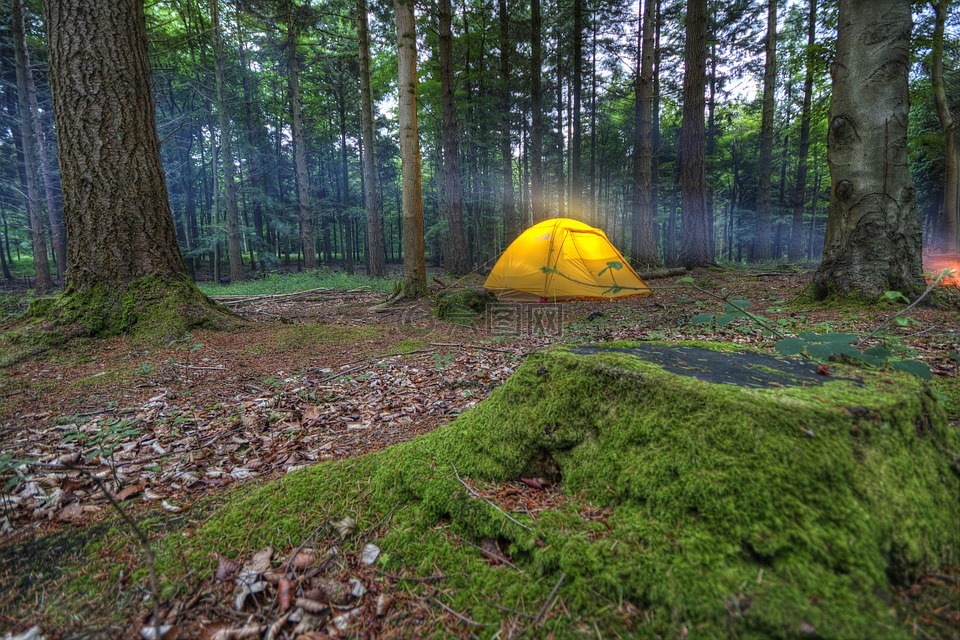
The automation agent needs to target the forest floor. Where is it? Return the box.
[0,265,958,639]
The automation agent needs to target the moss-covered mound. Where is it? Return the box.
[166,345,960,638]
[433,287,495,323]
[0,275,236,365]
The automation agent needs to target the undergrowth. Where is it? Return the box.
[142,346,959,638]
[198,270,398,297]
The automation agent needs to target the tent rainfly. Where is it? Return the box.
[484,218,652,301]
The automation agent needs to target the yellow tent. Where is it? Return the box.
[484,218,652,301]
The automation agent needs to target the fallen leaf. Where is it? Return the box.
[519,477,549,490]
[376,593,394,617]
[278,578,294,613]
[333,517,356,538]
[140,624,174,640]
[242,546,273,575]
[210,624,262,640]
[114,485,142,501]
[214,555,238,582]
[294,597,327,613]
[816,365,832,376]
[290,549,316,569]
[349,578,367,598]
[161,500,184,513]
[360,543,380,565]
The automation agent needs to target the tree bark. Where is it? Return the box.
[788,0,816,261]
[12,0,53,293]
[438,0,470,274]
[631,0,659,267]
[357,0,386,276]
[211,0,244,282]
[42,0,226,338]
[571,0,583,215]
[498,0,516,242]
[530,0,545,223]
[287,7,317,270]
[753,0,778,261]
[931,0,959,254]
[812,0,923,298]
[678,0,711,267]
[395,0,426,295]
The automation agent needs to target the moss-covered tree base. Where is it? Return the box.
[0,275,237,365]
[154,344,959,638]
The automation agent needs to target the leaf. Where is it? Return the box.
[775,338,806,356]
[360,543,381,565]
[278,578,294,613]
[241,546,273,576]
[716,312,745,326]
[520,477,548,490]
[140,624,174,640]
[816,365,832,376]
[334,516,357,537]
[289,549,316,569]
[606,261,623,271]
[863,346,892,361]
[798,330,821,340]
[818,333,859,345]
[725,299,751,310]
[161,499,184,513]
[883,290,909,303]
[215,554,239,582]
[678,276,695,284]
[376,593,395,617]
[689,313,716,325]
[891,359,932,380]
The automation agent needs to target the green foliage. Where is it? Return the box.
[197,271,399,297]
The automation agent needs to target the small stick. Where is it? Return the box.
[534,573,567,628]
[451,464,532,531]
[429,596,487,627]
[429,343,514,354]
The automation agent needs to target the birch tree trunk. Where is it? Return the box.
[438,0,470,274]
[812,0,922,298]
[357,0,386,276]
[395,0,426,295]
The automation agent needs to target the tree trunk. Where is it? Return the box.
[678,0,710,267]
[498,0,516,242]
[43,0,226,337]
[211,0,244,282]
[931,0,959,254]
[753,0,778,262]
[357,0,386,276]
[395,0,426,295]
[337,89,355,275]
[788,0,816,261]
[812,0,922,298]
[631,0,659,267]
[13,0,53,293]
[530,0,545,223]
[287,9,317,270]
[438,0,470,274]
[571,0,583,214]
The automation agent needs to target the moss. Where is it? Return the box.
[434,288,495,323]
[389,338,430,354]
[243,324,381,356]
[0,275,237,366]
[142,345,959,638]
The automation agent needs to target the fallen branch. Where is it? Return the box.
[856,270,950,348]
[534,572,567,628]
[451,463,532,531]
[428,342,514,354]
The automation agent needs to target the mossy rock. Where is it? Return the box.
[434,287,495,323]
[159,343,959,638]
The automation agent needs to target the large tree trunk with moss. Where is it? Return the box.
[438,0,470,275]
[678,0,711,267]
[287,10,317,271]
[753,0,778,262]
[395,0,426,296]
[812,0,922,298]
[357,0,386,277]
[211,0,244,282]
[931,0,959,254]
[12,0,53,293]
[41,0,228,337]
[631,0,659,268]
[788,0,817,261]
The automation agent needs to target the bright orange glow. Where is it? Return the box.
[924,254,960,288]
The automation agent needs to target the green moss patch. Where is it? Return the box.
[155,345,958,638]
[434,288,495,323]
[0,276,237,366]
[244,324,381,356]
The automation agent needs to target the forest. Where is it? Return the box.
[0,0,959,638]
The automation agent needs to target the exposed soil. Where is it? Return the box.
[0,268,957,638]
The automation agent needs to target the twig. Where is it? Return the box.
[450,464,532,531]
[429,342,514,353]
[856,271,950,348]
[171,363,226,371]
[429,596,487,627]
[534,573,567,628]
[682,281,786,339]
[37,462,161,635]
